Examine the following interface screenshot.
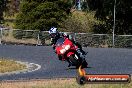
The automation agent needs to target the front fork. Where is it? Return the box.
[67,54,76,67]
[67,53,81,67]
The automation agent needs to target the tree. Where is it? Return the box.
[0,0,7,24]
[87,0,132,34]
[61,11,101,33]
[5,0,20,16]
[15,0,72,30]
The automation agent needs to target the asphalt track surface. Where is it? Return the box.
[0,45,132,80]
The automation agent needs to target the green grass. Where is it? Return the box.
[0,58,26,73]
[0,78,131,88]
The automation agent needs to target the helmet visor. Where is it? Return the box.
[50,33,57,38]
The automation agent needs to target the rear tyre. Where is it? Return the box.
[76,76,86,85]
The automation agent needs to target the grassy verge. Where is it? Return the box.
[2,36,37,45]
[2,29,37,45]
[0,78,131,88]
[0,58,26,73]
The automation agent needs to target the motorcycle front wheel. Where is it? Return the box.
[68,54,81,68]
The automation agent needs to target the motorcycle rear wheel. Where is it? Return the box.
[76,76,86,85]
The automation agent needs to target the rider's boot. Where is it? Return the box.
[81,49,87,55]
[76,48,85,59]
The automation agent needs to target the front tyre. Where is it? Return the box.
[68,54,81,68]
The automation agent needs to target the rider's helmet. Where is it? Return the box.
[49,27,59,38]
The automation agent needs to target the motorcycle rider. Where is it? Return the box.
[49,27,86,67]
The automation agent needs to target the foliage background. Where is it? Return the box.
[88,0,132,35]
[15,0,72,30]
[1,0,131,35]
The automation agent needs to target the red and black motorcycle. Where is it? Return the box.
[55,37,88,68]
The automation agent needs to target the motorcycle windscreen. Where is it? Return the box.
[55,38,65,46]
